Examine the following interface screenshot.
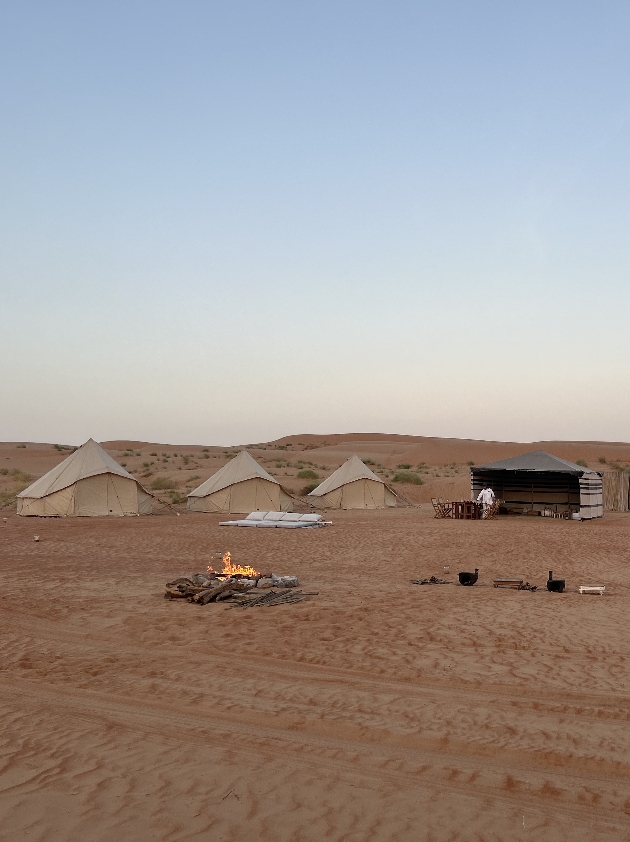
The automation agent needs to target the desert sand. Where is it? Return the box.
[2,436,630,841]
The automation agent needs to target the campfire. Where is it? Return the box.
[208,551,260,579]
[164,551,308,608]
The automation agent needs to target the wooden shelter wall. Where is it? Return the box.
[602,472,630,512]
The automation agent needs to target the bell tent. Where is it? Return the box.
[187,450,292,514]
[17,439,153,517]
[470,451,603,519]
[307,455,397,509]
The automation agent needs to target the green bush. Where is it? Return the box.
[392,471,424,485]
[169,491,187,504]
[575,459,588,468]
[203,453,209,459]
[0,491,17,508]
[598,456,607,464]
[364,459,375,465]
[396,463,411,469]
[0,468,8,476]
[301,482,319,495]
[16,444,26,449]
[297,469,319,480]
[466,460,475,466]
[150,476,176,490]
[150,452,157,457]
[182,456,190,465]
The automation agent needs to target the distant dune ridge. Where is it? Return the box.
[1,433,629,512]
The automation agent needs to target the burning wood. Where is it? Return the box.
[208,551,260,578]
[164,564,306,607]
[164,576,254,604]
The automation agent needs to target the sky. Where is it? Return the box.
[1,1,629,446]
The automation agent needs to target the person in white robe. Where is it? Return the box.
[477,486,496,517]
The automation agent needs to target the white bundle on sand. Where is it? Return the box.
[220,512,331,528]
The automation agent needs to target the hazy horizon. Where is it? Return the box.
[2,2,629,446]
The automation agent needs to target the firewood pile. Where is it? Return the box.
[226,589,316,609]
[164,572,314,607]
[411,576,453,585]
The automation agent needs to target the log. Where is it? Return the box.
[193,580,253,605]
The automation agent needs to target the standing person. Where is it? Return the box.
[477,485,496,517]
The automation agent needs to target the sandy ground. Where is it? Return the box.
[2,507,630,841]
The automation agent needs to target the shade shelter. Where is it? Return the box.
[307,455,397,509]
[17,439,152,517]
[187,450,292,514]
[470,451,603,519]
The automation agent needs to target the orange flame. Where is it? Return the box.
[208,551,259,578]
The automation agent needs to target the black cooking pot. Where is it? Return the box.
[546,570,565,593]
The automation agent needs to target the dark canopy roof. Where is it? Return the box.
[471,450,591,476]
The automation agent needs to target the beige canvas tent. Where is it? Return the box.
[187,450,292,514]
[307,455,397,509]
[17,439,152,517]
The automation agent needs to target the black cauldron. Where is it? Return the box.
[546,570,565,593]
[458,568,479,586]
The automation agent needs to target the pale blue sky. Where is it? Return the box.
[2,1,629,445]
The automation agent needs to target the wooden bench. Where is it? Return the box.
[493,578,523,589]
[579,585,605,595]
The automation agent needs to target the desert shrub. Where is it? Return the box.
[189,475,200,481]
[297,469,319,480]
[203,453,209,459]
[396,463,411,470]
[11,469,32,481]
[364,459,375,465]
[466,460,475,466]
[120,462,127,467]
[392,471,424,485]
[143,462,150,468]
[202,448,209,453]
[9,470,33,493]
[0,490,17,508]
[150,476,176,490]
[301,482,319,495]
[0,468,8,476]
[575,459,588,468]
[16,444,26,449]
[168,491,187,504]
[598,456,607,464]
[150,452,157,457]
[141,471,153,478]
[182,456,190,465]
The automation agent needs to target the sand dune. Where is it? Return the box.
[2,433,629,510]
[2,505,630,840]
